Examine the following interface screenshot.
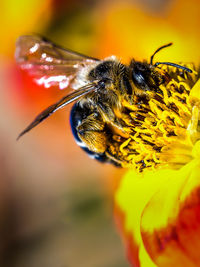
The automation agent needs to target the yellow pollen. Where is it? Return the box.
[120,64,199,171]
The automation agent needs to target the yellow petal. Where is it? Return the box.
[141,156,200,266]
[115,169,171,266]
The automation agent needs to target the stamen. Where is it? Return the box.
[118,64,198,171]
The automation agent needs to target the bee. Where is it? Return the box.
[16,35,194,167]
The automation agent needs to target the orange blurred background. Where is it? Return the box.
[0,0,200,266]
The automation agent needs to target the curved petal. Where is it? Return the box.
[141,153,200,266]
[115,206,141,266]
[115,169,174,266]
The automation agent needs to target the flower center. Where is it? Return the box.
[118,64,199,171]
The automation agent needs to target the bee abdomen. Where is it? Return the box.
[70,102,117,164]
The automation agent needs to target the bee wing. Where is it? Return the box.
[15,35,99,89]
[17,82,98,140]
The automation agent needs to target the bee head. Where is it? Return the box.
[130,60,155,92]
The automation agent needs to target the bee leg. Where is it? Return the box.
[97,103,129,134]
[77,113,107,154]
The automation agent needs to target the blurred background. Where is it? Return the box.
[1,0,200,266]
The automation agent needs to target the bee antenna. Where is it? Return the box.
[150,43,173,65]
[154,62,192,73]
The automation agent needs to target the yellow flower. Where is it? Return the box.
[98,1,200,265]
[115,75,200,266]
[117,64,198,171]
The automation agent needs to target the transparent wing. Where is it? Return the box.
[17,82,99,140]
[15,35,99,89]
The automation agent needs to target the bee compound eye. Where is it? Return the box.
[132,64,146,87]
[131,62,152,91]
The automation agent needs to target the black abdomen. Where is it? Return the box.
[70,102,117,164]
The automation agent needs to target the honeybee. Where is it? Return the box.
[16,35,195,168]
